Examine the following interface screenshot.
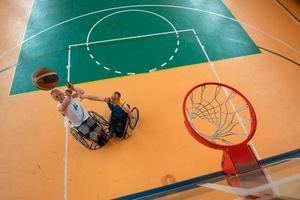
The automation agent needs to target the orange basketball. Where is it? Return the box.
[31,68,59,90]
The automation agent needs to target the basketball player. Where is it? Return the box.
[50,85,108,146]
[80,91,134,138]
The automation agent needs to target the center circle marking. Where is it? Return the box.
[86,9,180,75]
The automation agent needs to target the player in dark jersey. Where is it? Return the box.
[80,91,134,138]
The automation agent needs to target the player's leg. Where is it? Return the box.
[114,117,128,138]
[91,126,108,147]
[109,119,116,137]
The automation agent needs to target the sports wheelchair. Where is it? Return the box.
[69,107,139,150]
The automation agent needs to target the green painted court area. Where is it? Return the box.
[10,0,260,95]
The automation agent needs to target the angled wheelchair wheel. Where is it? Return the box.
[129,107,139,129]
[89,111,109,127]
[122,120,131,140]
[121,107,139,139]
[70,127,101,150]
[88,111,110,136]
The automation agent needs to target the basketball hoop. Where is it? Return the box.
[183,82,260,174]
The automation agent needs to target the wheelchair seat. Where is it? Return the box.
[69,111,110,150]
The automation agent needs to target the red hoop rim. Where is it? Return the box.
[183,82,257,150]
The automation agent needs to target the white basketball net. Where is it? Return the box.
[185,84,253,146]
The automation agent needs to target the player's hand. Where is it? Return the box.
[65,88,73,96]
[67,82,75,90]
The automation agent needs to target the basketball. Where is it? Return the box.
[31,67,59,90]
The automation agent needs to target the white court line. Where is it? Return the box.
[273,0,300,26]
[149,68,157,72]
[192,29,260,158]
[67,48,71,82]
[221,36,251,45]
[161,62,167,67]
[63,118,69,200]
[202,172,300,196]
[192,29,221,82]
[63,46,72,200]
[2,4,300,62]
[70,29,193,48]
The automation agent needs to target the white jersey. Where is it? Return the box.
[58,98,89,127]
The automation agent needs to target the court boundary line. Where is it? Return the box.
[63,118,69,200]
[63,47,73,200]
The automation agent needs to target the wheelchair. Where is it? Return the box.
[69,111,110,150]
[90,106,139,139]
[69,107,139,150]
[113,106,139,139]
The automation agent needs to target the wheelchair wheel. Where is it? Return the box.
[129,107,139,129]
[122,120,131,140]
[121,107,139,139]
[70,128,101,150]
[89,111,111,139]
[89,111,109,127]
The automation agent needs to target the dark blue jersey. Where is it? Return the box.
[107,99,128,120]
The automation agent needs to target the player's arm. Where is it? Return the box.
[58,95,72,115]
[122,103,134,119]
[67,82,85,98]
[80,94,110,102]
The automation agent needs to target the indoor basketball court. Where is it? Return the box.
[0,0,300,199]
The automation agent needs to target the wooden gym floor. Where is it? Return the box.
[0,0,299,199]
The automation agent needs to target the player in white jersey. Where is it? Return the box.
[50,84,108,146]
